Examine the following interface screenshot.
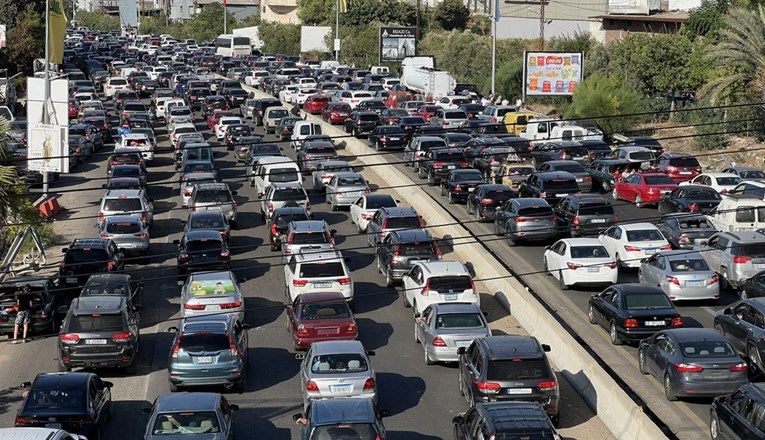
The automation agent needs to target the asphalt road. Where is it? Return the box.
[0,89,613,439]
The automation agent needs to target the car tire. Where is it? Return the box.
[612,187,619,200]
[635,194,643,208]
[414,325,420,343]
[385,269,394,287]
[418,167,426,179]
[425,348,434,365]
[448,192,455,204]
[440,186,446,196]
[543,258,550,274]
[466,202,473,215]
[609,321,622,345]
[615,253,624,270]
[664,374,676,401]
[427,172,435,186]
[506,233,516,246]
[710,413,721,440]
[588,304,597,324]
[550,414,560,428]
[721,270,733,292]
[558,271,568,290]
[638,350,648,374]
[403,290,411,307]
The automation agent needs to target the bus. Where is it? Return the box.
[215,34,251,57]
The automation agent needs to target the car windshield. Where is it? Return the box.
[487,359,547,381]
[26,385,86,409]
[105,222,142,234]
[196,190,232,203]
[103,198,142,212]
[570,246,610,259]
[186,240,222,252]
[152,411,221,435]
[310,353,368,373]
[299,262,344,277]
[269,168,299,183]
[310,424,377,440]
[82,281,129,297]
[624,293,673,310]
[68,314,125,332]
[301,302,350,319]
[669,258,709,272]
[625,230,665,241]
[435,313,485,330]
[429,276,473,292]
[680,340,736,358]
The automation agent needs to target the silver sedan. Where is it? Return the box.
[297,340,377,410]
[325,172,370,211]
[311,160,353,193]
[180,172,216,208]
[179,271,245,322]
[638,250,720,302]
[415,303,490,365]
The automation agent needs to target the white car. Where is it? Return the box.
[215,116,243,141]
[436,95,471,109]
[679,172,742,194]
[294,88,319,105]
[349,194,399,232]
[117,133,154,162]
[170,123,197,149]
[279,85,300,104]
[283,250,354,305]
[401,261,479,315]
[543,238,618,290]
[245,70,270,87]
[598,223,671,269]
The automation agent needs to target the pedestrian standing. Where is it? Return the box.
[7,284,34,344]
[501,97,509,106]
[515,97,523,109]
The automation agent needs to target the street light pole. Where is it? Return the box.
[42,0,51,197]
[335,0,340,61]
[490,0,498,95]
[223,0,227,34]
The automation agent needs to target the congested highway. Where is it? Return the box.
[0,75,615,439]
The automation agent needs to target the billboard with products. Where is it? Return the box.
[523,52,583,97]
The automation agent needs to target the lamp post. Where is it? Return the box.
[490,0,498,95]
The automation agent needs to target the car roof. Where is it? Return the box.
[295,251,344,262]
[181,313,233,330]
[477,401,551,432]
[430,302,482,314]
[155,392,222,412]
[663,327,727,343]
[391,228,432,241]
[559,238,604,247]
[311,398,376,425]
[416,260,468,275]
[72,295,126,313]
[479,335,543,360]
[101,214,144,224]
[290,220,329,231]
[612,283,665,295]
[104,189,143,198]
[85,273,132,283]
[311,340,365,355]
[620,222,660,231]
[718,231,765,241]
[33,372,92,388]
[513,198,550,208]
[658,250,705,260]
[380,206,418,216]
[295,291,347,303]
[187,271,234,282]
[701,172,739,178]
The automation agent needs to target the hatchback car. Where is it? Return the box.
[543,238,617,290]
[179,271,245,322]
[98,189,154,227]
[287,292,357,351]
[183,211,231,244]
[281,220,336,263]
[366,207,425,247]
[174,230,231,274]
[440,169,486,205]
[296,340,376,410]
[518,171,580,205]
[325,172,370,210]
[368,125,407,151]
[297,141,338,173]
[96,215,150,259]
[167,314,249,392]
[59,239,125,290]
[0,277,62,337]
[415,302,490,365]
[260,182,311,221]
[655,213,715,250]
[284,251,353,306]
[639,250,720,301]
[614,173,679,208]
[377,229,442,287]
[293,398,387,440]
[655,153,702,183]
[493,198,558,246]
[402,261,478,314]
[452,401,560,440]
[141,392,238,440]
[554,193,616,237]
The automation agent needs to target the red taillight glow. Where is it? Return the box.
[476,380,501,393]
[666,276,680,285]
[709,275,719,285]
[15,417,35,426]
[338,277,351,285]
[183,304,205,310]
[675,363,703,373]
[363,378,376,391]
[730,363,748,373]
[567,262,582,270]
[734,256,753,264]
[112,332,131,343]
[60,333,80,344]
[537,380,557,391]
[623,318,639,328]
[221,301,241,309]
[624,245,641,252]
[306,380,319,392]
[432,336,446,347]
[671,317,683,327]
[479,198,493,206]
[293,279,308,287]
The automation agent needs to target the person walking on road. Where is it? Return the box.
[6,284,34,344]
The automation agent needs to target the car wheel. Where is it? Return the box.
[466,202,473,215]
[615,253,624,270]
[357,221,364,233]
[638,349,648,375]
[664,374,676,401]
[635,194,643,208]
[612,187,619,200]
[550,414,560,428]
[448,192,455,204]
[425,348,434,365]
[558,271,568,290]
[741,287,750,300]
[385,269,394,287]
[440,186,446,196]
[543,258,550,274]
[402,289,411,307]
[587,304,597,324]
[609,321,622,345]
[721,270,732,292]
[506,233,516,246]
[427,172,435,186]
[418,167,426,179]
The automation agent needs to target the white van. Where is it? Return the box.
[370,66,390,75]
[104,76,130,98]
[522,118,565,146]
[707,194,765,232]
[252,156,302,197]
[550,124,604,143]
[291,121,323,149]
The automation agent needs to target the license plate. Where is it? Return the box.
[507,388,532,395]
[686,280,704,287]
[456,340,471,347]
[390,137,400,141]
[330,384,352,393]
[468,187,475,192]
[645,320,665,326]
[555,194,567,197]
[445,293,458,301]
[85,339,107,345]
[206,305,221,311]
[314,282,331,288]
[757,264,765,270]
[447,165,456,169]
[679,171,692,175]
[196,356,213,364]
[644,248,656,254]
[591,219,606,223]
[576,178,583,182]
[587,267,600,273]
[45,423,62,429]
[66,277,78,284]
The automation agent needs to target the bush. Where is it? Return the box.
[566,73,645,137]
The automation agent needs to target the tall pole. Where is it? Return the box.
[335,0,340,61]
[539,0,545,50]
[223,1,227,34]
[416,0,421,42]
[42,0,51,197]
[490,0,497,95]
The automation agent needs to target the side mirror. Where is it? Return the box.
[367,351,376,356]
[330,229,337,236]
[242,324,251,330]
[61,248,69,253]
[258,192,264,197]
[102,381,114,388]
[541,343,551,352]
[457,347,466,355]
[177,280,185,286]
[172,239,180,245]
[483,311,489,317]
[292,413,305,421]
[231,190,238,196]
[295,353,305,360]
[238,278,247,283]
[168,326,178,332]
[133,304,144,312]
[20,381,31,389]
[723,308,732,315]
[544,245,551,250]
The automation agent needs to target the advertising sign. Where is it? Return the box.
[27,123,69,173]
[189,278,235,296]
[523,51,583,97]
[379,27,416,63]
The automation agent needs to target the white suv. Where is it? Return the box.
[215,116,243,141]
[283,250,354,308]
[401,261,479,314]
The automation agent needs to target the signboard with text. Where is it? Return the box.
[523,51,583,97]
[27,123,69,173]
[379,27,416,63]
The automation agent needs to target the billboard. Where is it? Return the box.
[523,52,583,97]
[379,27,416,63]
[27,123,69,173]
[119,0,138,28]
[26,77,68,126]
[300,26,331,53]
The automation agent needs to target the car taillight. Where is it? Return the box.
[624,245,641,252]
[60,333,80,344]
[730,363,748,373]
[171,338,181,358]
[734,256,752,264]
[179,253,190,261]
[112,332,131,343]
[183,189,193,196]
[515,217,529,223]
[583,176,592,181]
[184,304,205,310]
[337,277,351,285]
[100,234,109,239]
[689,203,698,212]
[296,324,310,337]
[537,380,557,391]
[346,323,356,334]
[306,380,319,392]
[432,336,446,347]
[476,380,501,394]
[220,250,230,258]
[454,186,462,192]
[363,378,376,391]
[15,417,35,426]
[709,275,719,285]
[271,224,278,235]
[479,198,493,206]
[107,261,115,271]
[678,234,690,244]
[624,318,639,328]
[675,363,703,373]
[293,279,308,287]
[666,276,680,285]
[671,317,683,327]
[606,262,618,269]
[567,262,582,270]
[659,245,672,251]
[572,216,580,225]
[432,162,444,168]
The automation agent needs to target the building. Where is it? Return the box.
[197,0,261,21]
[260,0,298,23]
[589,11,688,43]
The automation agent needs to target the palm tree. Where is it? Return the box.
[700,5,765,104]
[0,116,31,252]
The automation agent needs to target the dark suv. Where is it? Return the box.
[457,335,560,425]
[554,193,616,237]
[453,402,560,439]
[58,296,141,373]
[366,207,425,247]
[59,238,125,290]
[518,171,580,205]
[376,229,442,286]
[0,276,62,334]
[711,382,765,440]
[654,153,702,183]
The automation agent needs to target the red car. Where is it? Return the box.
[207,109,235,131]
[303,94,330,114]
[68,100,78,119]
[287,292,357,350]
[322,103,352,124]
[654,153,702,183]
[613,172,678,208]
[414,105,442,123]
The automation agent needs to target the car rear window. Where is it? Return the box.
[625,229,665,241]
[26,385,85,409]
[187,240,222,252]
[179,333,229,351]
[191,215,225,229]
[541,179,578,191]
[630,151,654,161]
[428,275,472,292]
[398,241,437,256]
[445,111,467,119]
[291,232,329,245]
[669,157,700,167]
[337,176,366,186]
[570,245,610,259]
[305,146,336,154]
[677,218,711,229]
[269,167,299,183]
[112,154,141,163]
[644,175,675,185]
[268,109,289,118]
[195,190,232,204]
[517,207,554,217]
[435,313,484,330]
[68,314,125,332]
[680,341,735,357]
[299,262,345,277]
[716,177,740,186]
[111,167,142,178]
[578,203,614,216]
[436,152,466,163]
[301,302,350,319]
[686,189,721,200]
[359,114,379,122]
[65,249,110,264]
[487,359,548,381]
[740,170,765,179]
[669,258,709,272]
[110,78,127,85]
[485,190,514,202]
[273,188,305,201]
[310,354,368,373]
[624,293,673,310]
[733,242,765,258]
[103,198,142,212]
[105,222,141,234]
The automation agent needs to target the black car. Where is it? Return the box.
[201,95,229,119]
[16,372,113,439]
[268,206,312,251]
[453,402,560,440]
[655,213,716,249]
[530,141,590,168]
[398,116,427,140]
[518,171,580,204]
[466,184,515,221]
[58,295,141,372]
[658,185,722,215]
[108,164,147,182]
[277,116,304,141]
[59,239,126,290]
[580,139,613,160]
[439,132,473,149]
[136,78,159,98]
[421,148,470,185]
[588,284,683,345]
[462,137,509,165]
[182,211,232,244]
[174,230,231,274]
[355,99,387,115]
[554,193,616,237]
[231,135,266,162]
[367,125,407,151]
[0,276,62,334]
[225,88,249,108]
[102,176,145,191]
[186,87,211,111]
[711,383,765,440]
[343,111,380,137]
[472,147,518,181]
[440,169,486,204]
[253,97,282,125]
[715,298,765,366]
[457,336,560,425]
[224,123,253,150]
[80,273,143,310]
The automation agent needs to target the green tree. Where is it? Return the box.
[491,58,524,102]
[335,25,378,66]
[432,0,469,30]
[297,0,335,25]
[75,10,120,31]
[567,73,645,136]
[682,0,730,39]
[259,22,301,55]
[182,3,238,42]
[2,6,44,76]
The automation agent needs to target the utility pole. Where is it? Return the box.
[539,0,545,50]
[42,0,51,197]
[416,0,421,42]
[335,0,339,61]
[223,0,227,34]
[490,0,497,94]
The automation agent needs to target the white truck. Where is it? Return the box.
[522,119,604,146]
[232,26,264,51]
[399,56,456,101]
